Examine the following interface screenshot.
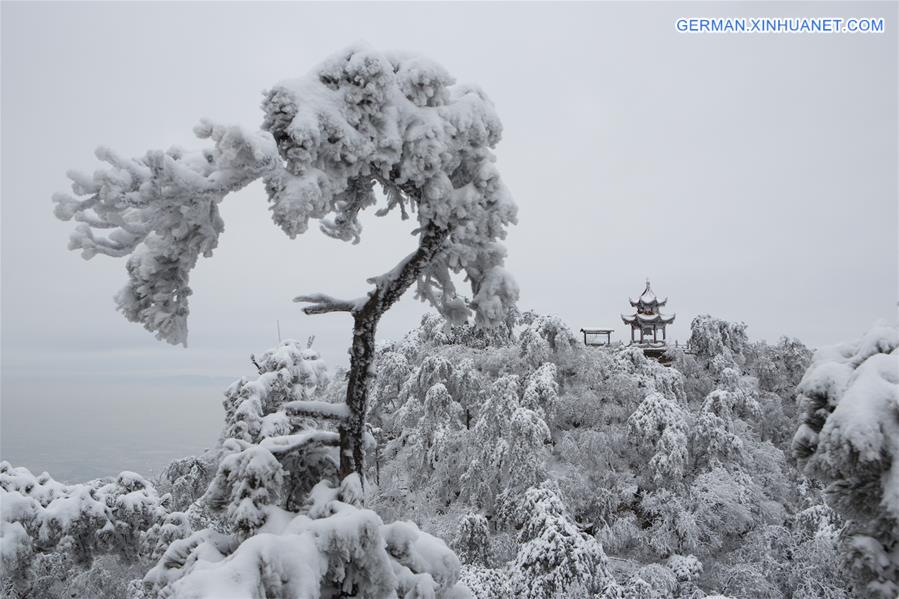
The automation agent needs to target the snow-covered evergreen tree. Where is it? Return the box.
[627,392,690,486]
[54,44,519,480]
[137,337,470,598]
[453,512,492,566]
[792,322,899,597]
[688,315,749,366]
[505,484,613,598]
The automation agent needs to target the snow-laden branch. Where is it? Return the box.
[53,121,279,345]
[292,293,363,315]
[283,400,350,421]
[259,431,341,456]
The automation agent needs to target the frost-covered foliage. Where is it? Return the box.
[364,310,846,597]
[502,484,612,597]
[459,565,511,598]
[2,338,469,599]
[157,455,215,513]
[752,336,813,398]
[461,375,550,509]
[518,313,578,367]
[6,307,862,598]
[132,339,469,599]
[688,315,749,365]
[615,346,687,403]
[627,392,690,484]
[792,322,899,597]
[453,512,491,567]
[223,338,331,443]
[0,465,167,596]
[142,477,468,599]
[54,45,518,346]
[53,123,277,345]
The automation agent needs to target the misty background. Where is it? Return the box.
[2,2,896,481]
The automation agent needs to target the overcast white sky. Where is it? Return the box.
[2,2,896,479]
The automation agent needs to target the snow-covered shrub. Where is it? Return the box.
[140,512,193,562]
[692,411,745,470]
[129,334,472,599]
[141,478,468,598]
[518,314,579,370]
[689,315,749,365]
[615,347,687,403]
[718,562,784,599]
[507,407,551,490]
[418,311,515,350]
[369,350,413,429]
[700,368,760,421]
[689,468,755,553]
[750,336,812,397]
[626,392,690,486]
[456,373,550,511]
[202,445,285,537]
[522,362,559,423]
[453,512,491,566]
[666,553,702,584]
[450,358,487,429]
[625,563,678,598]
[505,484,613,598]
[755,391,795,446]
[638,489,700,557]
[0,464,168,594]
[223,338,330,442]
[158,455,215,512]
[460,375,519,508]
[459,565,512,598]
[792,322,899,597]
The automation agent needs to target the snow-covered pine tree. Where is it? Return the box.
[453,512,492,566]
[626,392,690,486]
[688,315,749,366]
[504,484,613,598]
[792,322,899,597]
[135,338,471,598]
[460,374,551,510]
[54,45,518,480]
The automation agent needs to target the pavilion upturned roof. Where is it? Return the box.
[629,279,667,308]
[621,312,676,326]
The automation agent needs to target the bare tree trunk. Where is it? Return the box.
[336,224,449,479]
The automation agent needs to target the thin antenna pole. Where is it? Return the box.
[277,320,281,343]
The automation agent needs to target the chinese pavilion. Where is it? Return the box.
[622,279,676,344]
